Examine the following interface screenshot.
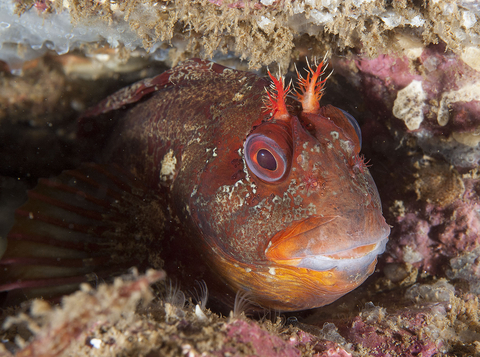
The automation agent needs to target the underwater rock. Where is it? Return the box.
[333,42,480,169]
[5,274,480,356]
[447,246,480,295]
[0,269,166,357]
[217,319,352,357]
[303,279,480,356]
[382,159,480,275]
[376,157,480,277]
[1,0,479,70]
[0,270,353,357]
[342,305,441,357]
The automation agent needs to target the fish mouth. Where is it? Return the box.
[264,215,390,273]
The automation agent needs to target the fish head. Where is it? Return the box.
[190,62,390,311]
[259,104,390,279]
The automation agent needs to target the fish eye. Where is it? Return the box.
[339,109,362,148]
[244,133,289,182]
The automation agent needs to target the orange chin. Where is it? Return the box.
[209,247,377,311]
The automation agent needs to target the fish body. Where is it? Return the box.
[0,59,390,311]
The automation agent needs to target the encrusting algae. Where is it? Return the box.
[0,270,355,357]
[3,271,480,356]
[4,0,480,71]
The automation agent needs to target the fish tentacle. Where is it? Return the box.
[348,153,372,175]
[265,71,292,121]
[295,56,332,114]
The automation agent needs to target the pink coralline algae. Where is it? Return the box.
[220,320,303,357]
[333,42,480,168]
[385,175,480,275]
[348,44,480,134]
[218,320,352,357]
[335,304,443,357]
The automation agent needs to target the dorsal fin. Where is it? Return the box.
[80,58,230,119]
[80,73,172,119]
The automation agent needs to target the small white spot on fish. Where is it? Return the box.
[232,92,244,101]
[340,139,353,154]
[330,131,339,140]
[160,149,177,182]
[269,267,276,275]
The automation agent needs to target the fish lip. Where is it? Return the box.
[264,214,390,273]
[295,237,388,273]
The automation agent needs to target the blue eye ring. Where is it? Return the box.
[339,109,362,148]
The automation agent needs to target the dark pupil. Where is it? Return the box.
[257,149,277,171]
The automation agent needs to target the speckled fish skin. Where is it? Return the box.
[0,59,390,311]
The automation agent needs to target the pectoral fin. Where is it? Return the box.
[0,163,164,304]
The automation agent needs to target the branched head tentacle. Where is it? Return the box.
[295,54,332,114]
[264,70,292,121]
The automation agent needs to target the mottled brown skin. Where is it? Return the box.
[0,59,389,310]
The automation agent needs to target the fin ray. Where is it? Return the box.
[0,163,156,304]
